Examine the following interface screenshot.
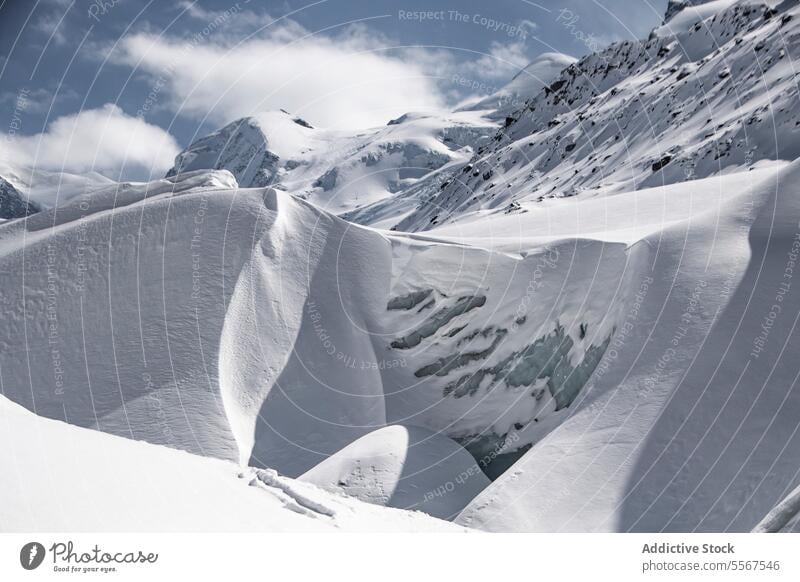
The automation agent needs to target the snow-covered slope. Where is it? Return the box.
[299,425,490,520]
[167,109,497,217]
[0,395,464,532]
[0,159,627,495]
[455,159,800,531]
[4,0,800,534]
[459,52,577,121]
[163,50,579,229]
[753,482,800,532]
[7,158,798,531]
[398,0,799,231]
[660,0,756,33]
[342,54,576,228]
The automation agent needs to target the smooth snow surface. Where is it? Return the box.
[0,396,464,531]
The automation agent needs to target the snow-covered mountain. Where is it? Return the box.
[396,0,798,231]
[166,109,498,219]
[458,52,578,121]
[165,52,573,228]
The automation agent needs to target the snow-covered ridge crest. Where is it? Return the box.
[457,52,577,120]
[664,0,732,24]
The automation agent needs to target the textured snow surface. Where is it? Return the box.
[0,166,612,479]
[753,482,800,532]
[300,425,490,520]
[0,396,465,531]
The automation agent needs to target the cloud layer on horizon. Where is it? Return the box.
[106,6,555,130]
[109,22,451,130]
[0,104,180,180]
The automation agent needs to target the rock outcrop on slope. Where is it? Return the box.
[0,175,39,220]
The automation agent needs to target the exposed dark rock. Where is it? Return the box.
[0,177,39,220]
[387,289,434,311]
[652,155,672,172]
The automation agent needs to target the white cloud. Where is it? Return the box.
[109,21,449,129]
[0,104,180,180]
[32,2,70,46]
[463,41,532,81]
[0,87,80,115]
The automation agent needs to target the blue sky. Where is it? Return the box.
[0,0,667,179]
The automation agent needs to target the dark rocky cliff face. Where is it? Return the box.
[0,176,39,220]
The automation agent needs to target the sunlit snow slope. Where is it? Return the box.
[399,0,798,231]
[2,146,633,480]
[166,109,497,219]
[0,396,464,532]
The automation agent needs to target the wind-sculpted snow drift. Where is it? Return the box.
[0,395,465,531]
[7,157,799,532]
[0,158,634,522]
[299,425,491,520]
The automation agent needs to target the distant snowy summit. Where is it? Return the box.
[164,108,498,219]
[162,52,572,224]
[0,160,114,215]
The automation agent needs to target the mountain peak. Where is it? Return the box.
[664,0,724,22]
